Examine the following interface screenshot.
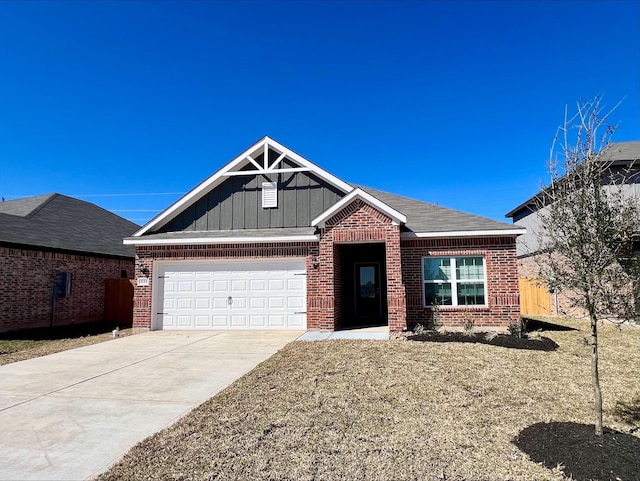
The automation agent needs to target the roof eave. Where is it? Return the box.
[401,228,526,239]
[0,240,134,260]
[123,234,320,246]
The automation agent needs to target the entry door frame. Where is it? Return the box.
[353,261,383,320]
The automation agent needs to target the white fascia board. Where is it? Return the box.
[133,136,352,236]
[123,234,319,246]
[401,228,526,239]
[311,188,407,227]
[265,137,353,192]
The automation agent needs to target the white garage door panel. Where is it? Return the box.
[156,259,306,330]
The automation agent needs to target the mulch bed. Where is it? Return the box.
[408,331,560,351]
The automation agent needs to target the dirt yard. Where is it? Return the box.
[97,317,640,481]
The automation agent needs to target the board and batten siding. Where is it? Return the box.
[156,162,344,233]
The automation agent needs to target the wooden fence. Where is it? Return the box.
[104,279,135,324]
[519,277,552,316]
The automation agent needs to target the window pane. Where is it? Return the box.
[425,283,452,305]
[457,283,485,305]
[456,257,484,281]
[359,266,376,299]
[423,258,451,281]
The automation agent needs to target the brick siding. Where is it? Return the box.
[132,208,521,333]
[0,246,134,333]
[401,237,520,329]
[318,199,406,331]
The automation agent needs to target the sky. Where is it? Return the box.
[0,0,638,225]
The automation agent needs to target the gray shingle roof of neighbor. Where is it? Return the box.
[0,194,139,258]
[600,141,640,163]
[505,141,640,218]
[355,186,519,234]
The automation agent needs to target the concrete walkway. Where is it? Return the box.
[297,325,389,341]
[0,330,301,481]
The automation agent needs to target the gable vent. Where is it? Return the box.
[262,182,277,208]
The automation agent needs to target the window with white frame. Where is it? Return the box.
[422,256,486,306]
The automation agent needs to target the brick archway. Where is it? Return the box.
[307,199,406,331]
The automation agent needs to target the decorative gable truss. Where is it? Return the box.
[131,136,354,238]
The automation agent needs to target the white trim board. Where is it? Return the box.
[133,136,353,237]
[123,234,320,246]
[311,188,407,227]
[401,229,526,239]
[124,230,524,246]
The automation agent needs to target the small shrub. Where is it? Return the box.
[508,321,523,338]
[462,312,475,336]
[413,323,425,335]
[484,331,499,341]
[428,297,443,332]
[508,317,528,338]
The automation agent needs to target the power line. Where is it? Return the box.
[71,192,186,197]
[4,192,186,199]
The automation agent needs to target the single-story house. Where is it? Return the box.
[0,193,138,332]
[125,137,525,332]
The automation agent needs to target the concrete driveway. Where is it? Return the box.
[0,330,301,481]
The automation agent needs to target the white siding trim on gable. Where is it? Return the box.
[133,136,353,237]
[311,188,407,227]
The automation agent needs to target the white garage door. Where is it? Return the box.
[154,259,306,330]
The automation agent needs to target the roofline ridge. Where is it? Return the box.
[22,193,59,218]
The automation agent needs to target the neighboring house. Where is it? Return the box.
[506,141,640,315]
[125,137,525,333]
[0,194,138,332]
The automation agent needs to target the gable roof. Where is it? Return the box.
[311,188,407,227]
[126,137,522,244]
[506,141,640,219]
[133,136,353,236]
[0,194,139,258]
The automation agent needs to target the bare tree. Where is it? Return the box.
[536,96,639,436]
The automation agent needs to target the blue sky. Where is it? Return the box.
[1,0,638,225]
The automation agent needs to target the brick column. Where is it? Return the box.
[385,225,407,332]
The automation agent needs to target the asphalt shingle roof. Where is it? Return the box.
[600,141,640,163]
[357,186,517,234]
[0,194,138,258]
[506,141,640,218]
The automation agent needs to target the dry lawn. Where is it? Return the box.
[98,317,640,481]
[0,323,133,365]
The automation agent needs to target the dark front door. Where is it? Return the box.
[355,263,382,321]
